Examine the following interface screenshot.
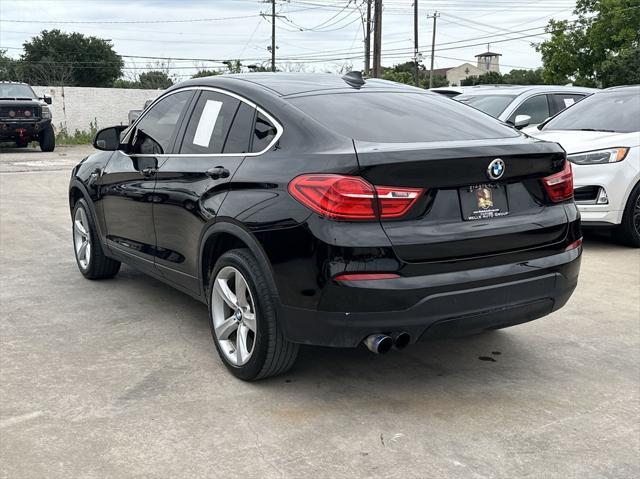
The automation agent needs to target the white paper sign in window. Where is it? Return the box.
[563,98,575,107]
[193,100,223,147]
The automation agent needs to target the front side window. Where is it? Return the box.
[131,91,192,154]
[180,91,241,154]
[455,94,516,118]
[508,95,550,125]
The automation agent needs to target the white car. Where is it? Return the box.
[455,85,597,129]
[527,86,640,247]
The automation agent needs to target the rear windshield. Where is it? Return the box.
[456,94,516,118]
[289,91,518,143]
[542,88,640,133]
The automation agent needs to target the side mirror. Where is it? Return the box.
[513,114,531,130]
[93,125,127,151]
[41,95,52,105]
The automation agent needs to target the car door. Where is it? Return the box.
[152,88,260,293]
[98,90,194,270]
[507,94,551,126]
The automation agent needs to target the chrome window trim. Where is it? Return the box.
[120,85,283,158]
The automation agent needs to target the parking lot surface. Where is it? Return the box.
[1,145,639,478]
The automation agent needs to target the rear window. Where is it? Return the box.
[456,94,516,118]
[543,88,640,133]
[289,92,518,142]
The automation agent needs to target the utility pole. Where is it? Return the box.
[413,0,419,87]
[364,0,372,76]
[271,0,276,72]
[372,0,382,78]
[427,11,440,88]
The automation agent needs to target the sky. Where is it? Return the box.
[0,0,579,80]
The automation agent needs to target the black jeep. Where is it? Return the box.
[0,82,55,152]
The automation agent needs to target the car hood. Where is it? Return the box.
[0,99,44,108]
[526,129,640,154]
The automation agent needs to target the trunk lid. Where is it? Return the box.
[355,137,569,263]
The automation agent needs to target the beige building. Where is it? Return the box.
[432,50,502,86]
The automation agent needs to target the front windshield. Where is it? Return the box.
[0,83,37,99]
[455,94,516,118]
[543,88,640,133]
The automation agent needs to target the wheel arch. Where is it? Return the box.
[199,219,279,301]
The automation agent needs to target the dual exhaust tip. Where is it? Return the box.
[363,332,410,354]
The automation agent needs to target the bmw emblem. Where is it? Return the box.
[487,158,505,180]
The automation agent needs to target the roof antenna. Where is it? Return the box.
[342,71,366,88]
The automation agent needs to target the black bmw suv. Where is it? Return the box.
[0,82,55,151]
[69,73,581,380]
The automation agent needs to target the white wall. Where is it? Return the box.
[33,86,161,133]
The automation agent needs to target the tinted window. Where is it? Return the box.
[550,93,586,115]
[224,103,255,154]
[290,92,518,142]
[252,112,278,152]
[508,95,550,125]
[455,94,516,117]
[543,88,640,133]
[132,91,192,154]
[180,91,240,154]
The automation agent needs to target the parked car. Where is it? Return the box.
[526,86,640,247]
[455,85,597,129]
[0,81,55,151]
[69,73,581,381]
[127,97,155,125]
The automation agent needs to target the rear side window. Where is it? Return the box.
[223,103,255,154]
[456,94,516,118]
[252,112,278,152]
[550,94,586,115]
[290,92,518,142]
[508,95,550,125]
[180,91,240,154]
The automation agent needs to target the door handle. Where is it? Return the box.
[141,166,157,177]
[206,166,230,180]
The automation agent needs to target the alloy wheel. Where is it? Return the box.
[211,266,257,366]
[73,206,91,269]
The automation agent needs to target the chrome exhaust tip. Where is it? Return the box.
[392,332,411,350]
[363,334,393,354]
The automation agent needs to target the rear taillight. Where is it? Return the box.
[288,174,423,220]
[334,272,400,282]
[542,160,573,202]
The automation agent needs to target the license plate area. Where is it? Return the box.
[459,184,509,221]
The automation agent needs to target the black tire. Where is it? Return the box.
[39,124,55,152]
[613,183,640,248]
[72,199,121,279]
[207,248,299,381]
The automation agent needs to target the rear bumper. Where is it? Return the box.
[278,247,581,347]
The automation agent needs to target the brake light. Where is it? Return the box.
[542,160,573,202]
[288,174,423,220]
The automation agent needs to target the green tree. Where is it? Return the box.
[381,62,449,88]
[460,71,504,86]
[502,68,545,85]
[536,0,640,87]
[21,30,123,87]
[599,46,640,86]
[191,69,220,79]
[137,71,174,89]
[0,49,26,81]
